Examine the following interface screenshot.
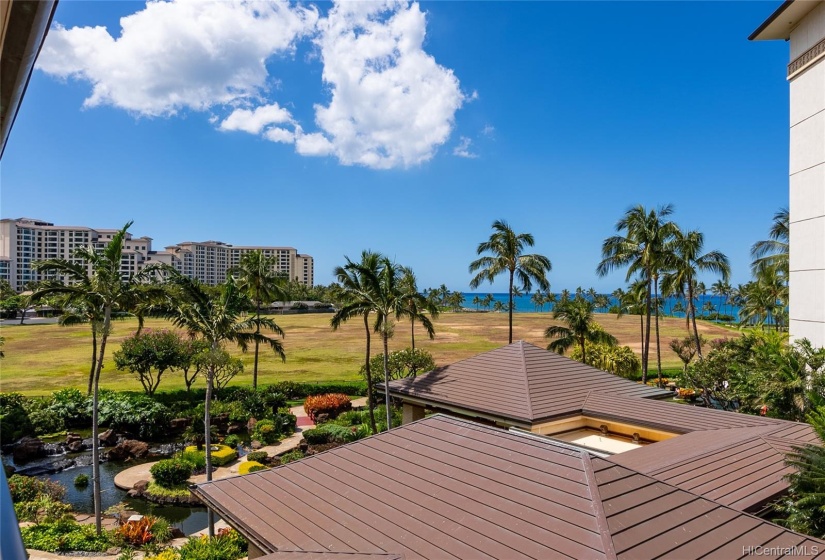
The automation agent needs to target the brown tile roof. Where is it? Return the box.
[386,341,671,423]
[260,553,403,560]
[193,415,825,560]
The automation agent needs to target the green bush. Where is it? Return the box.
[184,444,237,466]
[15,495,73,523]
[98,392,171,440]
[74,474,89,488]
[0,392,33,444]
[238,461,267,475]
[264,381,366,400]
[251,419,280,445]
[150,458,193,488]
[223,434,243,448]
[177,450,206,471]
[21,520,111,552]
[23,398,63,435]
[49,388,91,428]
[175,529,247,560]
[7,474,66,503]
[279,450,304,464]
[245,451,268,463]
[303,423,357,445]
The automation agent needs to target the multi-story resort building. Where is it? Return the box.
[0,218,313,291]
[751,0,825,348]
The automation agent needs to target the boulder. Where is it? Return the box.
[106,440,149,461]
[98,429,118,447]
[170,418,189,431]
[66,440,86,453]
[12,436,46,463]
[170,527,185,539]
[227,422,245,435]
[250,440,262,450]
[133,480,150,493]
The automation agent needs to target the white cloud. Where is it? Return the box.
[220,103,293,134]
[37,0,317,116]
[453,136,477,159]
[308,0,466,169]
[37,0,468,170]
[481,124,495,137]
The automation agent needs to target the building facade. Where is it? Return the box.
[752,0,825,348]
[0,218,314,291]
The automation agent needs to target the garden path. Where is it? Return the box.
[113,399,365,490]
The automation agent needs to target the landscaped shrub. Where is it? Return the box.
[265,381,366,400]
[172,528,247,560]
[49,388,91,428]
[177,449,206,472]
[238,461,267,475]
[21,520,111,553]
[114,515,171,546]
[302,424,354,445]
[74,474,89,488]
[303,394,351,422]
[15,495,73,523]
[223,434,242,448]
[98,392,171,440]
[150,458,193,488]
[245,451,268,463]
[251,419,280,445]
[279,450,304,464]
[184,444,237,466]
[0,392,33,444]
[273,410,297,434]
[23,397,63,435]
[334,410,364,426]
[8,474,66,503]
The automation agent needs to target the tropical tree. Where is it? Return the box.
[751,208,789,276]
[113,329,182,395]
[482,293,494,310]
[159,272,285,537]
[661,228,730,359]
[472,295,482,310]
[597,205,677,383]
[545,296,618,361]
[398,266,439,353]
[331,251,383,434]
[711,280,732,321]
[531,291,544,311]
[229,250,286,389]
[30,222,145,535]
[469,220,551,343]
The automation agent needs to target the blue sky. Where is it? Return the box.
[2,1,790,292]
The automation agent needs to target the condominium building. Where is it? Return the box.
[0,218,153,291]
[0,218,314,291]
[751,0,825,348]
[148,241,314,287]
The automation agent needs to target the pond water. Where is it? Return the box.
[4,443,210,535]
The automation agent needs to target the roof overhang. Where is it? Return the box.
[749,0,822,40]
[0,0,59,159]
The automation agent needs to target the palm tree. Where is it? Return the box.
[545,296,617,361]
[30,223,143,535]
[331,251,382,435]
[398,266,439,352]
[661,228,730,360]
[531,291,544,312]
[493,300,505,313]
[229,250,286,389]
[472,295,482,310]
[483,293,494,311]
[597,204,677,383]
[711,279,732,322]
[469,220,551,344]
[159,272,285,537]
[751,208,789,276]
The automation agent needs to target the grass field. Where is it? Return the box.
[0,311,739,396]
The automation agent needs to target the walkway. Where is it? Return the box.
[114,400,365,490]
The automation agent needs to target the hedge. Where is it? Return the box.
[150,458,193,488]
[238,461,267,475]
[184,444,237,467]
[245,451,268,463]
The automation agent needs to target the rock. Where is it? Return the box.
[227,422,245,435]
[66,440,86,453]
[315,413,330,424]
[170,417,190,431]
[251,440,262,450]
[247,418,258,433]
[12,436,46,463]
[106,440,150,461]
[98,429,118,447]
[66,432,82,444]
[299,441,309,453]
[106,547,121,555]
[133,480,150,493]
[170,527,185,539]
[127,489,140,498]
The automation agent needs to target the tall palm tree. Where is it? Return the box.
[398,266,439,352]
[469,220,551,343]
[545,296,618,361]
[531,291,544,312]
[159,272,285,537]
[751,208,789,276]
[710,279,732,322]
[229,250,287,389]
[597,204,677,383]
[472,295,482,310]
[331,251,383,434]
[661,228,730,360]
[30,223,142,535]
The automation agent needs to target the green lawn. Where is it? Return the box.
[0,312,738,396]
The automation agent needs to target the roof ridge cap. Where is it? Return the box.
[581,452,618,560]
[518,341,534,419]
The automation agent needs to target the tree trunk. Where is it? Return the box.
[643,278,652,384]
[88,328,97,396]
[205,351,215,538]
[654,276,662,386]
[253,301,261,390]
[410,317,416,352]
[508,270,514,344]
[363,314,377,434]
[91,305,112,535]
[580,337,586,363]
[689,282,703,359]
[383,330,392,430]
